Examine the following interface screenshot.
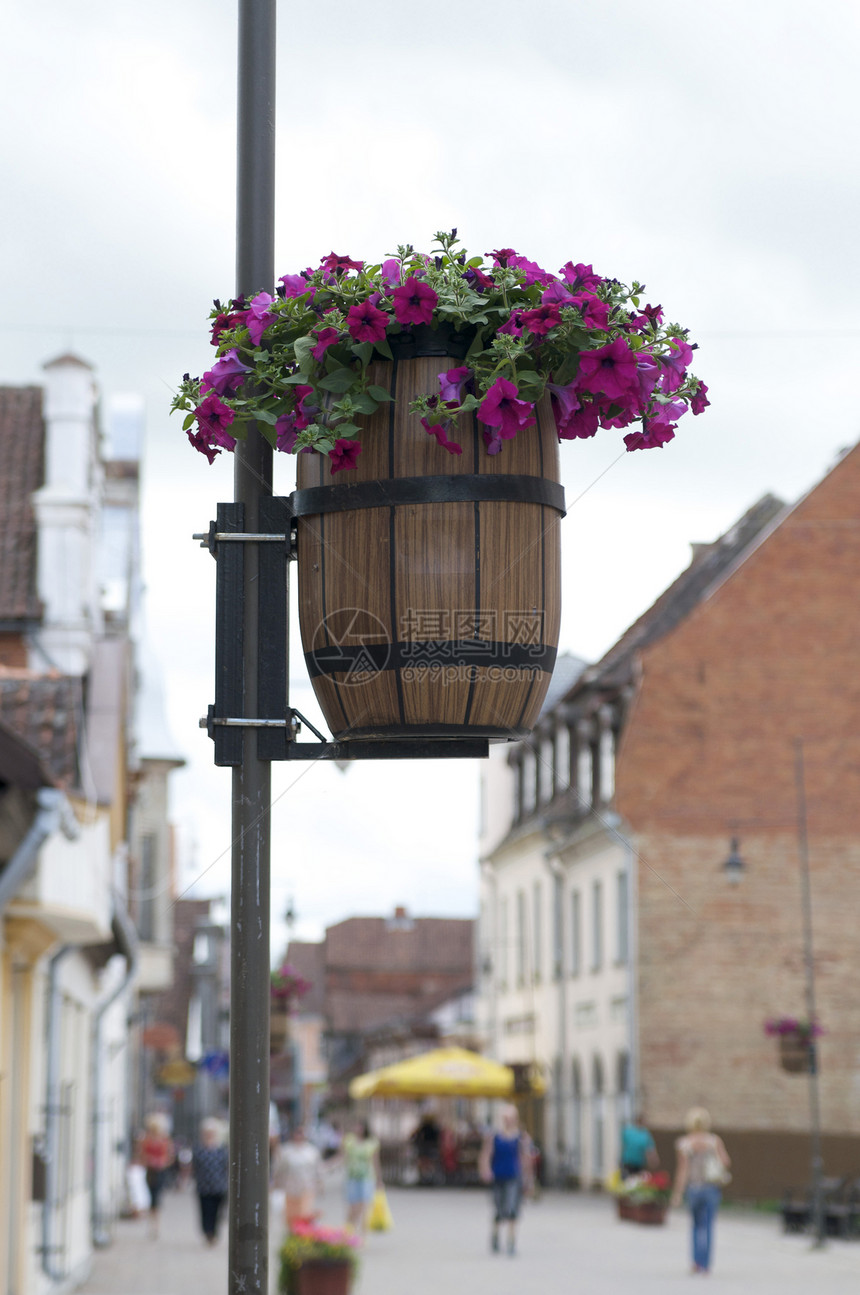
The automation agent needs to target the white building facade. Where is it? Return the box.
[477,656,637,1187]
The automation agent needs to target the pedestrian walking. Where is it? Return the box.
[192,1117,229,1245]
[272,1124,324,1229]
[340,1119,381,1233]
[619,1111,659,1178]
[137,1113,175,1239]
[478,1104,534,1256]
[670,1106,732,1275]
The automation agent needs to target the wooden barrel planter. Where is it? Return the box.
[292,331,564,742]
[294,1261,353,1295]
[779,1033,810,1073]
[617,1198,667,1224]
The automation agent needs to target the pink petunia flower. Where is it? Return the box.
[247,292,278,345]
[275,413,299,453]
[559,262,603,293]
[577,337,638,401]
[477,378,536,440]
[624,424,677,452]
[421,418,462,456]
[329,438,362,472]
[311,327,341,360]
[556,404,600,441]
[279,273,314,300]
[201,348,252,396]
[320,252,364,274]
[519,303,561,337]
[346,299,389,344]
[661,337,695,392]
[190,395,237,460]
[392,277,438,326]
[438,366,472,404]
[690,382,710,415]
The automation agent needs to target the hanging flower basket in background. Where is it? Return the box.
[764,1017,822,1074]
[174,232,707,742]
[279,1221,359,1295]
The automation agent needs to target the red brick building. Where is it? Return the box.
[478,445,860,1195]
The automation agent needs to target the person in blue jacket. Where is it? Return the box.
[619,1112,659,1178]
[478,1104,534,1256]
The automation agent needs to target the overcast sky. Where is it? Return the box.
[3,2,859,952]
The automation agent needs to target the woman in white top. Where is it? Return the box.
[272,1125,323,1229]
[670,1107,731,1274]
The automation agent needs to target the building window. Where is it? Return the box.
[570,889,581,977]
[499,896,508,991]
[616,870,629,964]
[592,1055,605,1178]
[138,833,156,942]
[516,890,527,986]
[556,723,571,792]
[599,720,616,802]
[522,749,536,816]
[571,1058,582,1172]
[591,880,603,972]
[552,872,564,980]
[538,734,554,805]
[532,881,543,982]
[576,739,592,812]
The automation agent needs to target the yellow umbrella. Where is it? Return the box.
[348,1047,545,1100]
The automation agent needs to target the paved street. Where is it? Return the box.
[77,1172,859,1295]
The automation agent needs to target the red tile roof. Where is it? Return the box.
[0,670,82,790]
[0,386,44,623]
[324,915,473,971]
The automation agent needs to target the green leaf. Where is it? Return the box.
[318,369,358,393]
[253,408,279,426]
[294,335,314,365]
[182,413,196,431]
[284,372,313,384]
[373,338,393,361]
[351,394,378,415]
[353,341,374,366]
[367,385,394,402]
[333,421,360,436]
[514,368,541,385]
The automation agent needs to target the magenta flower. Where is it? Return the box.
[477,378,536,440]
[201,348,252,396]
[556,404,600,441]
[497,311,524,338]
[311,327,341,360]
[346,298,389,344]
[320,252,364,275]
[661,337,695,392]
[559,262,603,293]
[247,292,278,345]
[691,382,710,415]
[487,247,518,267]
[420,418,463,456]
[438,366,472,404]
[329,438,362,473]
[275,413,299,453]
[570,293,610,331]
[482,427,503,455]
[547,381,581,425]
[392,277,438,325]
[635,353,661,404]
[210,305,247,346]
[508,254,554,286]
[190,395,237,459]
[381,258,401,288]
[519,303,561,337]
[541,281,576,307]
[279,273,313,300]
[463,265,495,292]
[624,424,676,452]
[577,336,638,400]
[292,384,315,431]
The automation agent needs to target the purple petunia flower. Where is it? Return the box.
[275,413,299,453]
[661,337,695,392]
[190,394,237,460]
[320,252,364,274]
[487,247,518,267]
[519,303,561,337]
[577,337,638,401]
[547,381,581,425]
[570,293,610,331]
[421,417,463,456]
[392,277,438,326]
[329,438,362,472]
[477,378,536,440]
[541,281,576,307]
[381,258,401,288]
[247,292,278,345]
[279,273,313,300]
[311,327,341,360]
[691,382,710,415]
[624,424,677,452]
[559,262,603,293]
[438,366,472,404]
[497,311,524,338]
[508,254,555,286]
[555,404,600,441]
[346,299,389,344]
[201,348,252,397]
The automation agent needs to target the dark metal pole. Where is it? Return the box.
[230,3,276,1293]
[794,739,825,1248]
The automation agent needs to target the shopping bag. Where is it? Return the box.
[367,1188,393,1232]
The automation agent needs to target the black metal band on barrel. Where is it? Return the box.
[290,474,566,518]
[304,640,558,679]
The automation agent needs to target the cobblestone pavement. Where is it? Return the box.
[76,1173,859,1295]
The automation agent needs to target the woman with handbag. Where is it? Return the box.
[670,1107,731,1274]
